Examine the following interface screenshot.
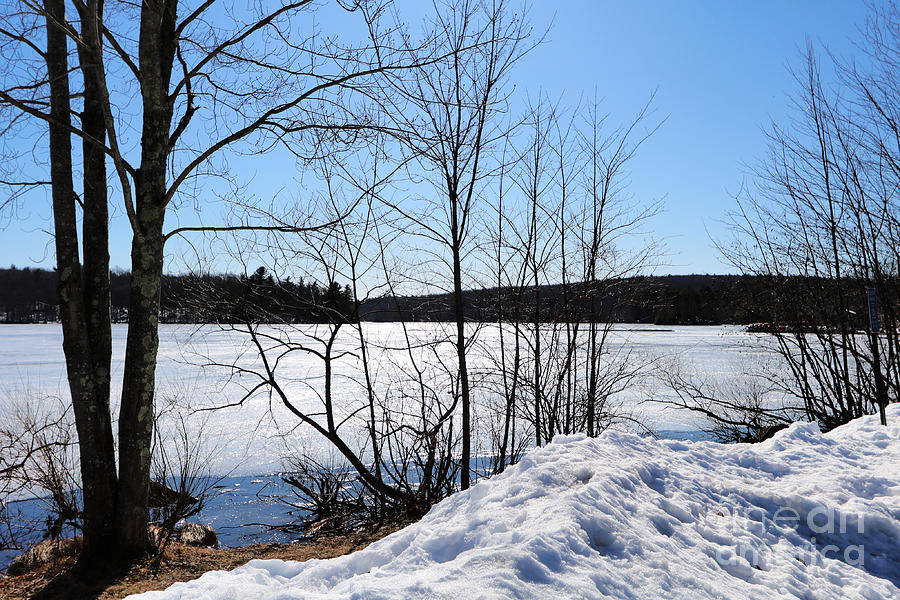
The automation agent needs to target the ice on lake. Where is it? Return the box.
[0,323,779,477]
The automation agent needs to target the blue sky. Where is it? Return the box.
[0,1,873,275]
[517,1,871,274]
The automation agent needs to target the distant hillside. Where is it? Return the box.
[0,267,353,324]
[0,267,794,325]
[361,275,776,325]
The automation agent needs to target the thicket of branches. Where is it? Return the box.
[720,11,900,431]
[185,2,664,531]
[652,4,900,440]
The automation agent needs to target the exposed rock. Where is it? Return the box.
[149,480,198,508]
[148,524,167,548]
[753,423,790,443]
[176,523,218,548]
[6,537,81,575]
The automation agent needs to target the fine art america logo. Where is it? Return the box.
[713,502,865,569]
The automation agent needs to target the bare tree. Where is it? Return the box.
[574,95,662,436]
[197,251,459,524]
[0,393,79,566]
[649,359,799,443]
[722,31,900,429]
[0,0,423,572]
[381,0,533,489]
[484,94,661,461]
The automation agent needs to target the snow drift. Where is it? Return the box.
[132,406,900,599]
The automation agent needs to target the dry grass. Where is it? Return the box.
[0,524,406,600]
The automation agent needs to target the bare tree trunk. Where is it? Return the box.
[495,168,513,472]
[115,0,177,556]
[451,205,473,489]
[116,207,165,557]
[380,0,530,488]
[76,0,113,446]
[44,0,118,572]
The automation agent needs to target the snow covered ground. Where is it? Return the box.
[132,405,900,599]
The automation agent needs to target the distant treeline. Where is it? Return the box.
[362,274,800,325]
[0,266,354,324]
[0,266,883,326]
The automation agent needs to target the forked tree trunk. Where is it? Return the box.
[113,0,178,557]
[44,0,119,573]
[116,204,165,557]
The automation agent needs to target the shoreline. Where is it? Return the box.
[0,524,408,600]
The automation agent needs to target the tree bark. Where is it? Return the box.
[453,241,472,490]
[450,191,472,491]
[44,0,118,572]
[116,203,165,557]
[114,0,178,557]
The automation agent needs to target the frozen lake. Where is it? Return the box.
[0,322,790,566]
[0,323,777,477]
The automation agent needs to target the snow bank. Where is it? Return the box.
[131,407,900,599]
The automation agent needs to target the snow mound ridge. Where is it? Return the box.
[132,406,900,599]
